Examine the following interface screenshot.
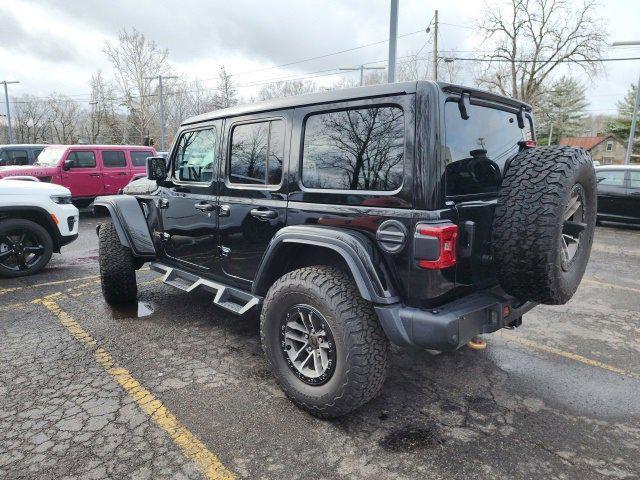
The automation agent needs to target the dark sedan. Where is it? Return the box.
[596,165,640,225]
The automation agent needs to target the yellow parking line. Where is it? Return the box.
[39,295,235,480]
[500,333,640,381]
[583,278,640,295]
[0,275,100,296]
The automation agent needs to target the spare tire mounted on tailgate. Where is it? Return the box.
[492,146,597,305]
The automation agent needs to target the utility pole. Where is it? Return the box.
[144,75,178,151]
[388,0,399,83]
[433,10,439,81]
[612,41,640,164]
[340,65,386,86]
[89,100,98,143]
[1,80,19,144]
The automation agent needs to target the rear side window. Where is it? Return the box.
[596,170,626,187]
[102,151,126,167]
[130,150,155,167]
[629,171,640,189]
[301,106,404,191]
[229,120,284,186]
[0,149,29,166]
[67,151,96,168]
[174,128,218,183]
[444,102,532,197]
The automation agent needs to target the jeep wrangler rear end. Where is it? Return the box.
[94,81,596,418]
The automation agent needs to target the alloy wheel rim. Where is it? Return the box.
[280,304,336,385]
[560,184,587,272]
[0,230,45,272]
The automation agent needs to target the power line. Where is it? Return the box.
[438,56,640,63]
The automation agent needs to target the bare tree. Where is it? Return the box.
[476,0,608,104]
[104,28,170,144]
[48,94,82,143]
[12,95,50,143]
[86,70,122,143]
[258,79,318,100]
[215,66,238,109]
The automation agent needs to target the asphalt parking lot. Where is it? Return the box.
[1,213,639,480]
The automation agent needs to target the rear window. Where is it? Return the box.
[444,101,533,197]
[102,151,126,167]
[301,106,404,191]
[596,170,626,187]
[130,150,154,167]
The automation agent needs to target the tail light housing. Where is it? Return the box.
[414,223,458,270]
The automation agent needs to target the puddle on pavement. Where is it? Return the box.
[110,301,155,319]
[379,424,444,451]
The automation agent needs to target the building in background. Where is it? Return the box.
[559,135,627,165]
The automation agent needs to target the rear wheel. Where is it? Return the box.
[0,219,53,278]
[260,266,389,418]
[98,221,137,305]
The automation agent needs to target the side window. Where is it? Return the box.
[596,170,626,187]
[67,151,96,168]
[628,171,640,189]
[444,102,532,197]
[32,149,44,161]
[130,151,155,167]
[102,151,127,168]
[301,106,404,191]
[229,119,284,186]
[0,150,7,165]
[5,150,29,166]
[174,128,217,183]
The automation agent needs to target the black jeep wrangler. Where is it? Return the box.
[95,81,596,418]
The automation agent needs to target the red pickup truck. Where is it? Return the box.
[0,145,156,207]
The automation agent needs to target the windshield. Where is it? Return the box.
[444,101,533,198]
[35,147,66,167]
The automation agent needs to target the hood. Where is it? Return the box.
[122,177,158,196]
[0,165,58,179]
[0,179,71,196]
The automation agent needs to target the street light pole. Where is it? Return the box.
[144,75,178,151]
[388,0,399,83]
[89,100,98,143]
[433,10,439,81]
[612,40,640,164]
[339,65,386,86]
[1,80,19,144]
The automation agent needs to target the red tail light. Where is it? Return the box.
[524,140,537,148]
[416,224,458,269]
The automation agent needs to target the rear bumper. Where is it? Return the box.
[374,290,537,350]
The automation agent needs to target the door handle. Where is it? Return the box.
[89,173,101,177]
[250,208,278,220]
[218,205,231,217]
[194,202,214,212]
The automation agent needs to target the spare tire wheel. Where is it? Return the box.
[492,146,597,305]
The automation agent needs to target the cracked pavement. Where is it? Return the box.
[1,212,639,479]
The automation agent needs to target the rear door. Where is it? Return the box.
[217,112,290,286]
[129,149,156,176]
[100,149,130,194]
[61,150,103,198]
[160,122,221,272]
[596,169,628,218]
[625,170,640,222]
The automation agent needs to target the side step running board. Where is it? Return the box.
[149,262,262,315]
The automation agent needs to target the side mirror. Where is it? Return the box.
[63,159,74,171]
[146,156,168,181]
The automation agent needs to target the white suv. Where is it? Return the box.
[0,179,79,277]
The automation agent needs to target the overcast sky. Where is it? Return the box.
[1,0,639,115]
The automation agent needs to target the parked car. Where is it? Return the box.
[0,144,48,166]
[595,165,640,224]
[0,145,157,207]
[0,178,78,277]
[94,81,597,418]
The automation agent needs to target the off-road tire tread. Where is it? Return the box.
[493,146,596,304]
[98,221,137,304]
[260,266,389,418]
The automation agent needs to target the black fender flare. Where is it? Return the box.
[93,195,155,258]
[252,225,399,305]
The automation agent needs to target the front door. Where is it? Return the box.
[160,124,221,272]
[217,112,290,286]
[625,170,640,222]
[596,169,628,219]
[61,150,103,198]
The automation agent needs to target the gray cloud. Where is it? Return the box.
[0,8,80,63]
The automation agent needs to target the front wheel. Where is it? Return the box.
[0,219,53,278]
[98,221,137,305]
[260,266,389,418]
